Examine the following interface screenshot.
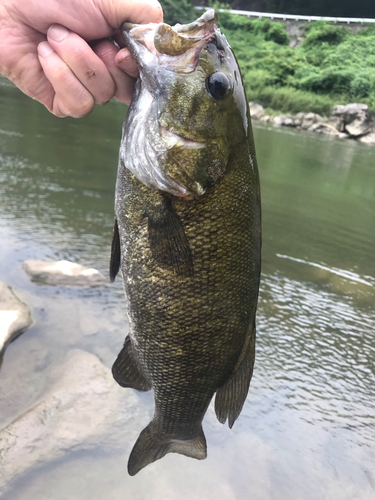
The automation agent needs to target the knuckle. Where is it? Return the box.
[52,107,66,118]
[56,94,94,118]
[96,82,116,105]
[53,65,73,87]
[93,40,117,61]
[69,45,88,67]
[136,0,163,23]
[73,99,95,117]
[147,0,163,22]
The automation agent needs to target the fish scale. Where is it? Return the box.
[110,9,261,475]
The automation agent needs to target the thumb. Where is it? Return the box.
[95,0,163,29]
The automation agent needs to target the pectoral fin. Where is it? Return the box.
[112,336,151,392]
[148,196,194,277]
[215,326,256,428]
[109,219,121,282]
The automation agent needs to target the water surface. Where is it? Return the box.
[0,76,374,499]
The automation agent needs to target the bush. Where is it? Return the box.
[302,22,349,49]
[265,23,289,45]
[350,73,372,99]
[215,9,289,44]
[297,68,353,94]
[159,0,196,26]
[216,9,254,32]
[245,85,336,116]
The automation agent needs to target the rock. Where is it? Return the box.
[338,132,351,139]
[326,115,344,132]
[274,115,294,127]
[359,132,375,145]
[259,115,271,123]
[301,112,324,130]
[0,349,144,490]
[292,112,305,127]
[23,260,107,287]
[249,102,264,120]
[346,120,373,137]
[307,122,341,136]
[331,103,373,137]
[0,282,32,359]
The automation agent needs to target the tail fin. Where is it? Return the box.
[128,422,207,476]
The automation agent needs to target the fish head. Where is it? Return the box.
[121,9,250,198]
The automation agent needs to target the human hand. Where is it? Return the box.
[0,0,162,117]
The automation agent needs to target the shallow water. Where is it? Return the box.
[0,75,374,499]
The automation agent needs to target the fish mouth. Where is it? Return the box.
[121,9,218,73]
[160,127,206,150]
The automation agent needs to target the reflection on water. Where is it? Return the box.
[0,76,375,499]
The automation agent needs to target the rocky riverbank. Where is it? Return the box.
[250,102,375,145]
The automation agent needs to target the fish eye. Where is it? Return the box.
[206,72,231,100]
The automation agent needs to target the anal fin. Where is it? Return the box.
[112,336,151,392]
[215,326,256,428]
[109,219,121,282]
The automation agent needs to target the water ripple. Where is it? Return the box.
[254,271,375,445]
[277,253,375,287]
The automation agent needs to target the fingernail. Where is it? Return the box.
[38,41,54,58]
[48,24,69,42]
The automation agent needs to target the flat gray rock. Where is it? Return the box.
[23,259,108,286]
[0,349,145,491]
[0,282,32,359]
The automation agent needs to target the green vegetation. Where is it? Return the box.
[214,9,375,115]
[161,0,197,26]
[157,0,375,115]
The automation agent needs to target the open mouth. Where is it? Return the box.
[121,10,218,73]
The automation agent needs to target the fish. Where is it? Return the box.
[110,9,261,476]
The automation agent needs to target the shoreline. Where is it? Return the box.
[250,102,375,145]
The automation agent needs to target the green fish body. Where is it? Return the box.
[110,9,261,476]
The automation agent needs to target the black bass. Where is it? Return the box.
[110,9,261,476]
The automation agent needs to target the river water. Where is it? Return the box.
[0,75,374,499]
